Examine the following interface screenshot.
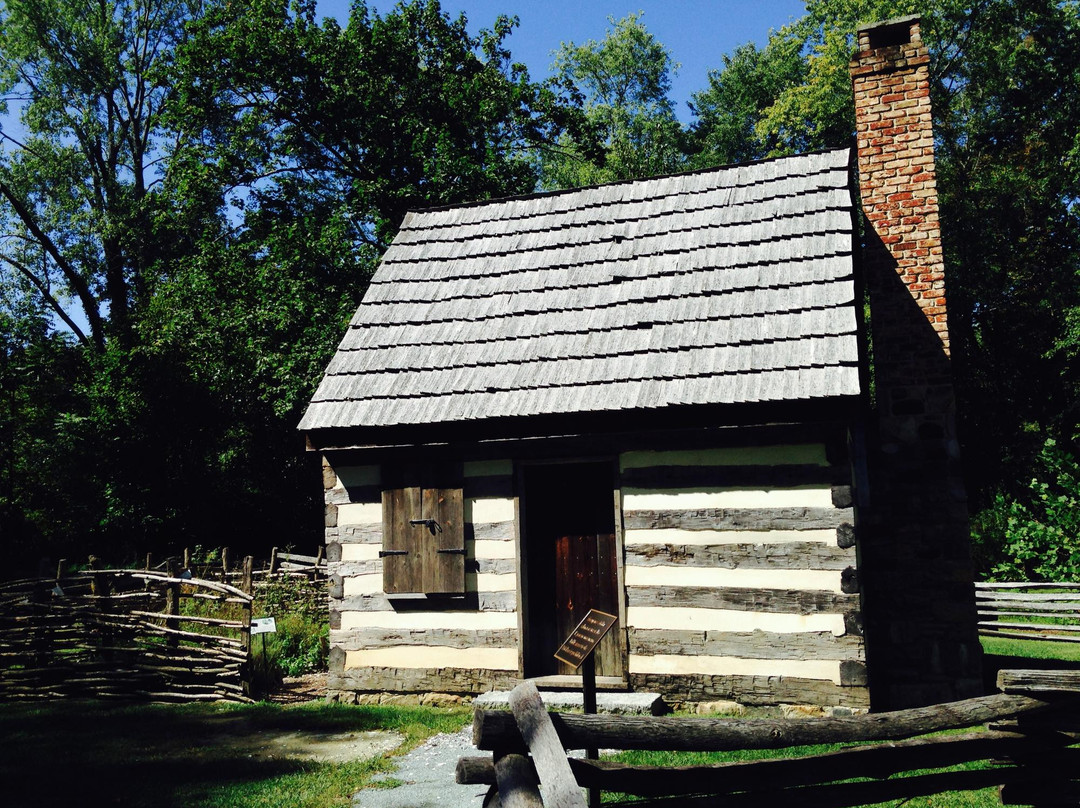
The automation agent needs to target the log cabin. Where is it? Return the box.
[299,16,983,710]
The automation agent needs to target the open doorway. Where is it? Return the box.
[521,461,624,680]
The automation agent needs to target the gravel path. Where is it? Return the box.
[352,726,489,808]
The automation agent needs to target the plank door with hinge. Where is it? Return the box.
[523,461,623,678]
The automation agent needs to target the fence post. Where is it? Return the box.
[165,560,181,652]
[269,547,279,575]
[242,556,253,596]
[221,547,230,583]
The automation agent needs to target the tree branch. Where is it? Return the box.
[0,253,90,346]
[0,179,106,350]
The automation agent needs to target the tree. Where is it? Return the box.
[687,38,807,167]
[689,0,1080,573]
[541,12,684,187]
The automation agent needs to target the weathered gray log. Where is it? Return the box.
[329,666,518,695]
[508,682,586,808]
[330,626,518,651]
[981,629,1080,644]
[493,754,543,808]
[624,542,854,571]
[623,507,854,532]
[626,585,858,614]
[459,730,1052,795]
[627,627,862,660]
[998,669,1080,694]
[468,521,516,541]
[474,693,1053,753]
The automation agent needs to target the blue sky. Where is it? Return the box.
[314,1,809,120]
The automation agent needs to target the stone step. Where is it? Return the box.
[474,689,667,715]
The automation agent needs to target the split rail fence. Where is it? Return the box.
[976,582,1080,644]
[459,670,1080,807]
[0,566,254,703]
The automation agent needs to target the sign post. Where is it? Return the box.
[554,608,618,808]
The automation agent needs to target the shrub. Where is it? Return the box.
[249,573,329,694]
[973,438,1080,582]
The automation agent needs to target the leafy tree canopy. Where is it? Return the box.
[541,12,684,187]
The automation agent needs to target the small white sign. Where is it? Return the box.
[251,617,277,635]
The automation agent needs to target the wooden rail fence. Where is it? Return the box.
[459,670,1080,807]
[0,568,253,703]
[976,581,1080,643]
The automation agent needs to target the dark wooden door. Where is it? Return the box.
[523,462,622,678]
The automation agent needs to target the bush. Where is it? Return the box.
[249,573,329,695]
[972,438,1080,581]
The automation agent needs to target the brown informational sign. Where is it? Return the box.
[553,609,618,669]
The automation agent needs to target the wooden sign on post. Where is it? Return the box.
[554,608,617,808]
[554,609,618,669]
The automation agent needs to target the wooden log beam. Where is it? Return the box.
[494,753,544,808]
[458,731,1057,795]
[474,693,1054,753]
[998,669,1080,694]
[508,682,587,808]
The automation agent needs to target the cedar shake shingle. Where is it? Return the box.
[299,148,861,432]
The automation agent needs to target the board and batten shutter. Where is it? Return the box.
[381,463,465,595]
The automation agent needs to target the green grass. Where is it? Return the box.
[980,634,1080,661]
[598,742,1000,806]
[0,699,469,808]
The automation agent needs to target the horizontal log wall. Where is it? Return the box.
[324,458,520,696]
[619,442,866,706]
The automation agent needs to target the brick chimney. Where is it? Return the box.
[850,16,983,709]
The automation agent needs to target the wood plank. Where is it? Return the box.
[625,542,854,571]
[329,666,518,695]
[624,507,854,532]
[628,627,863,660]
[997,669,1080,694]
[508,682,587,808]
[330,627,518,651]
[626,585,859,614]
[473,692,1051,753]
[629,671,868,708]
[335,524,383,544]
[468,521,517,541]
[979,629,1080,644]
[427,484,466,595]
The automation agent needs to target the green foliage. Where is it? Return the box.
[251,574,330,683]
[541,12,684,187]
[973,439,1080,581]
[0,0,590,571]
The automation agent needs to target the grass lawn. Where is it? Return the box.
[980,634,1080,662]
[0,699,470,808]
[599,635,1080,806]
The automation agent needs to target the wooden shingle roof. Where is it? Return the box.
[299,147,861,434]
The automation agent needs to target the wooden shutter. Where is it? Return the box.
[381,463,465,595]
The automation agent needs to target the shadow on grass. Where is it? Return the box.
[0,699,465,808]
